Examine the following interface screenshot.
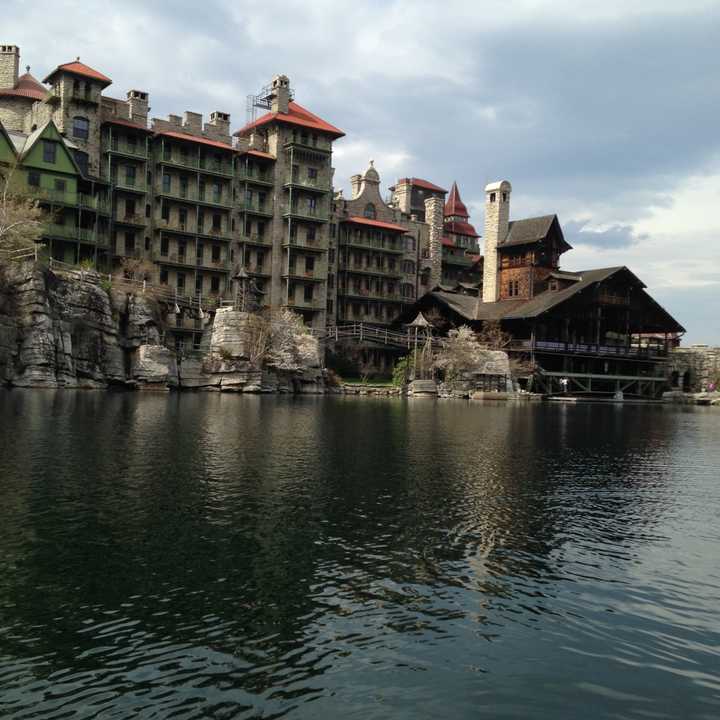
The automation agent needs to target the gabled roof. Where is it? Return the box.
[395,177,447,194]
[14,119,84,175]
[500,214,572,252]
[343,216,407,232]
[0,121,16,158]
[444,181,469,218]
[0,71,47,101]
[156,130,233,152]
[235,101,345,139]
[43,60,112,87]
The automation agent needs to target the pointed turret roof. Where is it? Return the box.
[444,181,469,219]
[43,59,112,87]
[0,68,47,101]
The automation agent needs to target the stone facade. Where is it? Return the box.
[669,345,720,392]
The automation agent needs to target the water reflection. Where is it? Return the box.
[0,392,718,719]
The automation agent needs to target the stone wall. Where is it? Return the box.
[669,345,720,392]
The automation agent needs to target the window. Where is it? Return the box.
[161,204,170,222]
[199,180,206,200]
[212,244,220,262]
[43,141,57,164]
[245,219,252,236]
[54,179,66,192]
[124,231,135,252]
[405,236,416,252]
[327,299,333,314]
[502,192,508,202]
[196,242,204,260]
[162,173,171,193]
[161,237,169,256]
[307,167,318,180]
[306,256,315,273]
[180,176,188,198]
[198,211,204,232]
[127,135,137,151]
[211,276,220,294]
[74,150,89,176]
[160,269,168,284]
[178,241,186,259]
[307,226,316,242]
[330,224,336,238]
[178,208,187,229]
[258,191,267,210]
[177,273,185,290]
[402,260,415,274]
[125,198,135,217]
[328,273,334,289]
[72,116,89,140]
[308,196,318,211]
[195,273,203,292]
[489,192,496,203]
[304,285,313,302]
[125,165,136,186]
[212,213,221,230]
[328,248,335,264]
[145,236,150,251]
[257,221,265,238]
[363,203,376,219]
[213,182,221,203]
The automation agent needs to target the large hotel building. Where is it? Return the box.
[0,45,481,369]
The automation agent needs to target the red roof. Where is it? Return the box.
[0,72,47,101]
[442,237,455,247]
[43,60,112,86]
[444,181,469,218]
[235,101,344,139]
[102,117,152,133]
[396,177,447,194]
[156,130,233,152]
[344,216,408,233]
[445,220,479,238]
[237,148,276,161]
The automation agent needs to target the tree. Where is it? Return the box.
[475,320,512,349]
[433,325,484,380]
[118,256,156,282]
[0,162,45,254]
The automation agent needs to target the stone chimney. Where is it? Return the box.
[206,111,231,141]
[482,180,511,303]
[392,179,411,214]
[270,74,290,114]
[0,44,20,90]
[350,173,362,199]
[127,89,149,126]
[182,111,202,134]
[425,196,444,289]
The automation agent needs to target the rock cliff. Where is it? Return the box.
[0,262,323,392]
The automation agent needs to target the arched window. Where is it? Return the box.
[73,116,89,140]
[363,203,376,219]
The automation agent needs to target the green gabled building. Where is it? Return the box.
[0,118,109,265]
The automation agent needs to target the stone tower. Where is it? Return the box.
[270,74,290,114]
[0,45,19,89]
[425,195,444,289]
[482,180,511,303]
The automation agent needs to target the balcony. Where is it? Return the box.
[284,298,326,312]
[159,153,233,178]
[106,141,148,159]
[44,223,109,247]
[283,137,332,154]
[114,213,147,228]
[342,235,405,254]
[284,175,332,193]
[236,169,274,186]
[282,204,329,223]
[283,269,327,283]
[442,253,476,267]
[283,236,326,252]
[341,263,401,278]
[241,233,272,247]
[244,263,271,277]
[155,252,230,272]
[342,287,403,302]
[156,185,232,208]
[113,177,147,193]
[237,199,274,217]
[507,339,668,359]
[78,193,111,214]
[36,188,77,206]
[155,219,195,235]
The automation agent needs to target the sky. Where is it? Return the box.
[4,0,719,343]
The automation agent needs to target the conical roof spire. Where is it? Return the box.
[444,181,469,219]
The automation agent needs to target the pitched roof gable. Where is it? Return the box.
[19,120,83,174]
[235,101,344,139]
[43,60,112,87]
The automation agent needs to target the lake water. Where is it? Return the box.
[0,391,719,719]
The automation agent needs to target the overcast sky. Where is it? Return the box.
[5,0,719,343]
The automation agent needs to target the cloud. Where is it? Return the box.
[564,220,644,250]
